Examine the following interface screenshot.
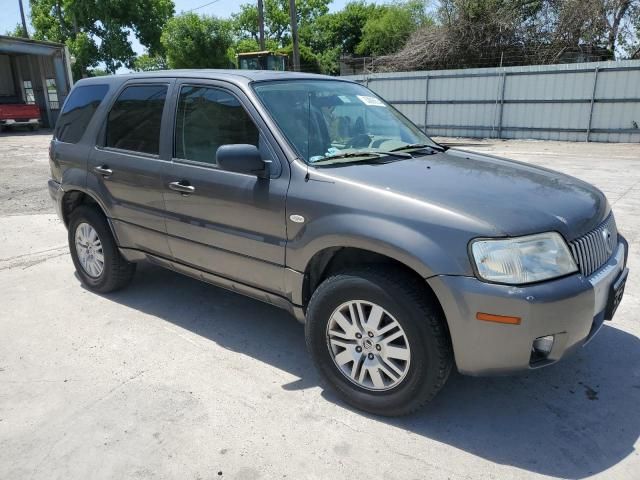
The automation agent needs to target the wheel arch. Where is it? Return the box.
[301,246,445,318]
[60,189,120,245]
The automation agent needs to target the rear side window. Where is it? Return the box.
[55,84,108,143]
[106,85,167,155]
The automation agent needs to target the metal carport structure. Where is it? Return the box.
[0,35,73,128]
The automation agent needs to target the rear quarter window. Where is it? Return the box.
[55,84,109,144]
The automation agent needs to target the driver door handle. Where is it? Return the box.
[94,165,113,177]
[169,181,195,195]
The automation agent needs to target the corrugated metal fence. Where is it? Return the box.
[348,60,640,143]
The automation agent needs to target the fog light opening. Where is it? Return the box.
[531,335,555,363]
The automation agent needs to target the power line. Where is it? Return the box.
[186,0,222,13]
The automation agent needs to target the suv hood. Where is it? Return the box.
[312,148,608,240]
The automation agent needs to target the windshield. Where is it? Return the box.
[252,80,439,165]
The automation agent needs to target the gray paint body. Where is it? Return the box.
[48,70,628,375]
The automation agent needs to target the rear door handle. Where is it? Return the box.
[94,165,113,177]
[169,181,195,195]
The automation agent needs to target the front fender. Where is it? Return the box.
[286,213,475,279]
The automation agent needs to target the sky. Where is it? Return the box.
[1,0,382,55]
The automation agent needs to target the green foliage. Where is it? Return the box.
[301,1,394,54]
[88,67,109,76]
[29,0,174,78]
[232,3,260,42]
[298,0,389,74]
[5,23,28,37]
[622,3,640,58]
[227,38,280,66]
[356,1,431,55]
[278,43,321,73]
[232,0,330,46]
[133,53,168,71]
[295,0,432,73]
[66,31,99,80]
[316,46,342,75]
[161,13,233,69]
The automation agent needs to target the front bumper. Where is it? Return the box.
[1,118,40,127]
[428,236,628,375]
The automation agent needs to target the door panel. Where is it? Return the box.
[89,149,170,256]
[164,162,287,293]
[162,82,289,295]
[87,81,173,258]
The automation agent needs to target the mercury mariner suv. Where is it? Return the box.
[48,71,629,415]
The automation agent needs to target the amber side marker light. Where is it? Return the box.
[476,312,521,325]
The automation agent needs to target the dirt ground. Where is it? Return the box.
[0,129,52,216]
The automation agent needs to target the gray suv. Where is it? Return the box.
[48,71,629,415]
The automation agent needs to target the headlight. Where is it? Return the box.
[471,232,578,285]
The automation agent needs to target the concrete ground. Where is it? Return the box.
[1,131,639,480]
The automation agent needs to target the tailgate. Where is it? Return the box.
[0,104,41,120]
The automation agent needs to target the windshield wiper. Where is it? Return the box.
[311,150,411,166]
[389,143,447,153]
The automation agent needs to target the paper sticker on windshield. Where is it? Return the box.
[357,95,385,107]
[338,95,353,103]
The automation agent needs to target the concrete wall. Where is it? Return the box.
[348,60,640,143]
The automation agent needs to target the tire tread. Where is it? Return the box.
[68,205,135,293]
[306,266,453,416]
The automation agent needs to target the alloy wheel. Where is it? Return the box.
[74,222,105,278]
[326,300,411,391]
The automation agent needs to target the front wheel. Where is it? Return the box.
[306,268,453,416]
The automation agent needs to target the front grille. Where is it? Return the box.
[569,214,618,277]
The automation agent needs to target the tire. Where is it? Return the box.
[306,267,453,416]
[68,205,136,293]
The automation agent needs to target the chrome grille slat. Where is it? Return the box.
[591,232,603,265]
[582,236,592,274]
[576,238,586,274]
[569,214,618,277]
[587,234,596,274]
[589,232,598,272]
[597,230,606,266]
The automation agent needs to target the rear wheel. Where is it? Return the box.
[68,205,135,293]
[306,267,453,416]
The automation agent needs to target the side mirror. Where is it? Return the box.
[216,144,269,178]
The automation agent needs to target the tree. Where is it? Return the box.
[625,3,640,57]
[278,42,321,72]
[29,0,174,78]
[298,1,400,74]
[374,0,640,71]
[161,13,233,69]
[133,53,168,71]
[5,23,28,37]
[232,0,330,46]
[300,1,380,53]
[356,1,432,56]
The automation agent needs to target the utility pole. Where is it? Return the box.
[288,0,300,71]
[257,0,265,50]
[18,0,29,38]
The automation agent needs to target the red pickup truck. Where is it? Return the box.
[0,103,41,131]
